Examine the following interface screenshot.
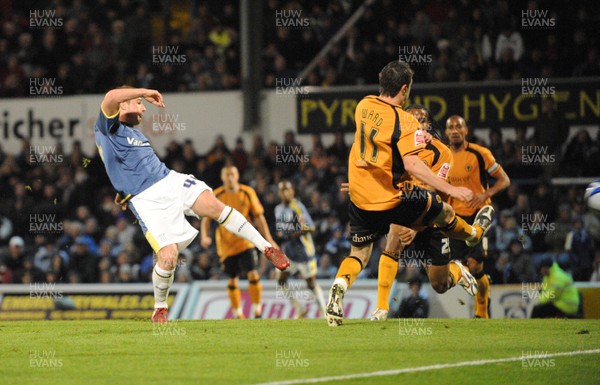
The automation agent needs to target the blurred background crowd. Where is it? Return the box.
[0,0,598,287]
[1,125,599,285]
[1,0,599,96]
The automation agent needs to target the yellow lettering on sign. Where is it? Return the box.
[513,94,538,120]
[463,94,485,122]
[341,99,357,126]
[318,100,339,126]
[423,95,447,122]
[300,100,318,128]
[581,90,600,118]
[489,93,511,121]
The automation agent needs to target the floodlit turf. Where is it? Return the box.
[1,319,598,385]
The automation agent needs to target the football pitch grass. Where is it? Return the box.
[2,319,599,385]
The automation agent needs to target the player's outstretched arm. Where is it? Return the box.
[403,154,473,202]
[101,88,165,116]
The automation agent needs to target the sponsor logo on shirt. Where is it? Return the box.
[437,162,450,179]
[414,130,426,147]
[127,137,150,146]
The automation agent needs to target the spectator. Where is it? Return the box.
[317,253,337,279]
[545,204,572,253]
[68,236,98,283]
[14,257,45,283]
[565,218,595,281]
[531,258,580,318]
[590,251,600,282]
[506,239,536,283]
[3,236,27,273]
[191,251,219,280]
[396,277,429,318]
[495,211,532,252]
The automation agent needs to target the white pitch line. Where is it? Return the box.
[252,349,600,385]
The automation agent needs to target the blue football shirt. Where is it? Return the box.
[94,108,170,196]
[274,198,316,262]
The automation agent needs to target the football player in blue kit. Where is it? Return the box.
[94,86,290,323]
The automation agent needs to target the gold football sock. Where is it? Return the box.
[440,214,480,241]
[376,252,399,310]
[335,256,363,288]
[475,274,490,319]
[248,279,262,316]
[448,262,462,288]
[227,284,242,317]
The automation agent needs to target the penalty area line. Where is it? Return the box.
[251,349,600,385]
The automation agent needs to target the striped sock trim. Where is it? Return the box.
[382,250,399,261]
[218,207,234,225]
[347,255,364,270]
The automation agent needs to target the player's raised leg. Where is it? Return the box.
[152,244,178,324]
[191,190,289,270]
[427,201,494,247]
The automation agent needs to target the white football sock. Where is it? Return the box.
[280,282,302,311]
[251,303,262,318]
[311,284,326,314]
[153,265,175,308]
[333,277,348,291]
[218,206,271,251]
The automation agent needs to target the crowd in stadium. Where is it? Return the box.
[0,123,599,285]
[0,0,599,287]
[1,0,599,96]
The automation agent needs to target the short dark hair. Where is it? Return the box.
[379,61,414,97]
[406,104,431,122]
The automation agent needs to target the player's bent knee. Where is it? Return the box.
[431,280,448,294]
[433,203,454,227]
[157,245,178,270]
[193,190,225,219]
[247,270,260,282]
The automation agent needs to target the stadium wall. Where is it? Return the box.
[2,78,597,156]
[1,281,599,321]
